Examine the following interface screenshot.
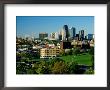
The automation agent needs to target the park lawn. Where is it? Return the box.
[60,53,92,66]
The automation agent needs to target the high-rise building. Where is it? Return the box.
[63,25,69,41]
[58,30,62,41]
[79,31,81,40]
[59,34,62,41]
[81,30,84,40]
[71,27,76,39]
[84,30,87,40]
[39,32,48,40]
[55,32,58,39]
[62,28,66,40]
[79,30,84,41]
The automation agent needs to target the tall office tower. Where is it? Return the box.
[68,28,71,36]
[84,30,87,40]
[68,28,71,40]
[59,34,62,41]
[58,30,62,41]
[79,30,84,41]
[79,31,81,40]
[81,30,84,41]
[71,27,76,39]
[39,32,48,40]
[63,25,69,41]
[55,32,58,40]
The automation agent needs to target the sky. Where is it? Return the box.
[16,16,94,38]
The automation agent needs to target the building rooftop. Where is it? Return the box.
[39,32,48,34]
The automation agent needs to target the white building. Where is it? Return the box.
[50,32,58,40]
[61,29,66,40]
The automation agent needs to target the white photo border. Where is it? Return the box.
[5,4,107,87]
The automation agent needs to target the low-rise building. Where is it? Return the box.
[60,41,72,49]
[90,39,94,47]
[40,47,60,59]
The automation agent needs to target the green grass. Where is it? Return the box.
[60,53,92,66]
[27,53,93,66]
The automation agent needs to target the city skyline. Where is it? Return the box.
[16,16,94,38]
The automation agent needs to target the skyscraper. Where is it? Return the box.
[62,28,66,40]
[58,30,62,41]
[55,32,58,40]
[59,34,62,41]
[79,30,84,41]
[71,27,76,39]
[79,31,81,40]
[81,30,84,40]
[63,25,69,41]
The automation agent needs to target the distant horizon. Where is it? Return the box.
[16,16,94,38]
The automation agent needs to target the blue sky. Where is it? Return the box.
[16,16,94,38]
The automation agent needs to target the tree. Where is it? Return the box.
[16,63,27,74]
[88,47,94,55]
[52,61,68,74]
[88,47,94,69]
[91,55,94,70]
[35,60,51,74]
[69,49,73,55]
[16,53,21,61]
[59,49,65,56]
[73,47,80,55]
[27,68,36,74]
[31,50,40,59]
[67,61,80,74]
